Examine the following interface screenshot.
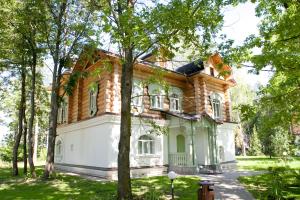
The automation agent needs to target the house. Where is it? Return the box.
[54,50,237,180]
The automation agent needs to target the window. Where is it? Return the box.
[210,93,222,120]
[151,95,163,109]
[138,135,154,155]
[169,87,182,112]
[55,139,63,161]
[219,146,225,162]
[212,99,221,119]
[89,84,99,117]
[210,67,215,76]
[149,84,165,110]
[56,140,62,156]
[58,98,68,124]
[176,135,185,153]
[132,80,143,113]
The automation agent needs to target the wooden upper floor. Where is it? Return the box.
[57,50,236,126]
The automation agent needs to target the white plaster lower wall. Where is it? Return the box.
[216,122,237,162]
[194,127,210,165]
[55,115,167,170]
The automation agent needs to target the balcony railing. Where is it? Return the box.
[169,153,192,167]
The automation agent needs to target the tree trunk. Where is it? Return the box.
[44,68,59,178]
[33,121,38,163]
[23,118,28,174]
[28,54,37,177]
[117,49,134,200]
[12,66,26,176]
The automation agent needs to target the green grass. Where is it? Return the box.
[0,163,200,200]
[238,169,300,199]
[237,156,300,199]
[237,156,300,171]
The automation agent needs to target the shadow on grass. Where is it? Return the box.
[0,166,200,200]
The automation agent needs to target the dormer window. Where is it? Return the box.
[149,84,165,110]
[58,98,68,124]
[210,93,222,120]
[169,87,182,113]
[88,84,99,117]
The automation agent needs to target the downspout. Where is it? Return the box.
[167,130,170,169]
[190,120,195,166]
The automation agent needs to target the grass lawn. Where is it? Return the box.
[237,156,300,199]
[0,163,200,200]
[236,156,300,171]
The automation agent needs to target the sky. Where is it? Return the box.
[0,2,272,144]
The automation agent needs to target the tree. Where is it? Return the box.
[230,76,257,156]
[95,0,240,198]
[248,125,262,156]
[240,0,300,129]
[43,0,95,178]
[0,0,48,176]
[0,0,29,175]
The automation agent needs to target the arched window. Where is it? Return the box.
[138,135,154,155]
[210,93,222,119]
[89,84,99,117]
[176,134,185,153]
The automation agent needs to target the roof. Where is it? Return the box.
[175,59,204,76]
[162,111,222,124]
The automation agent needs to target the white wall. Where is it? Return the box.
[216,122,236,162]
[194,127,210,165]
[55,115,166,168]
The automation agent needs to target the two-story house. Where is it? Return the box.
[54,50,237,180]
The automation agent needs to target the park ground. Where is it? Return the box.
[0,156,299,199]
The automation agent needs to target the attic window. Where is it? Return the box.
[210,67,215,76]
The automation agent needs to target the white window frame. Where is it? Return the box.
[55,139,63,161]
[58,98,68,124]
[138,135,155,155]
[149,83,165,110]
[169,87,182,113]
[88,84,99,117]
[131,79,143,113]
[210,93,223,120]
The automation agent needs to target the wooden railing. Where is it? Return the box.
[169,153,192,167]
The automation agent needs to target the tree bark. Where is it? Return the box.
[23,118,28,174]
[12,66,26,176]
[28,53,37,177]
[117,48,134,200]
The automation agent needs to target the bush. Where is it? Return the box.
[0,144,23,162]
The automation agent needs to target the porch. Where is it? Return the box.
[166,112,221,174]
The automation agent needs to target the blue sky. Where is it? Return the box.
[0,2,272,144]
